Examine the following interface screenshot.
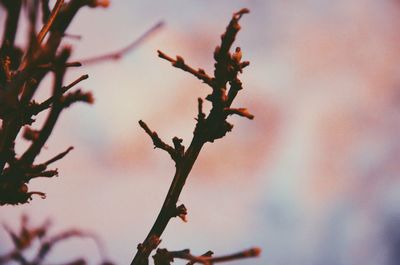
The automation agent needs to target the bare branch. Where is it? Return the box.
[61,89,94,107]
[36,61,82,70]
[153,248,260,265]
[32,74,89,114]
[138,120,178,161]
[186,251,213,265]
[157,50,214,87]
[44,146,74,165]
[26,169,58,179]
[224,107,254,120]
[131,9,254,265]
[37,0,65,44]
[20,48,70,165]
[80,21,164,64]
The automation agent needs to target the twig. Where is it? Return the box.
[37,61,82,70]
[224,107,254,119]
[32,74,89,114]
[154,248,261,265]
[37,0,65,44]
[80,21,164,64]
[19,48,70,165]
[186,251,213,265]
[157,50,214,87]
[139,120,179,162]
[44,146,74,165]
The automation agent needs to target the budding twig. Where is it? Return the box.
[224,107,254,119]
[157,50,214,87]
[138,120,179,162]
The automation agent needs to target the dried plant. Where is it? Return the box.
[131,8,260,265]
[0,0,162,205]
[0,0,107,205]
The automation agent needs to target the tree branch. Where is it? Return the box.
[157,50,214,87]
[138,120,179,162]
[131,9,255,265]
[37,0,65,44]
[153,248,261,265]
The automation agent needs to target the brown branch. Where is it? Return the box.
[139,120,180,162]
[186,251,213,265]
[154,248,261,265]
[37,0,65,44]
[61,89,94,107]
[224,107,254,120]
[43,146,74,165]
[157,50,214,87]
[26,169,58,179]
[36,61,82,70]
[19,48,70,165]
[31,74,89,114]
[131,9,253,265]
[80,21,164,64]
[63,74,89,89]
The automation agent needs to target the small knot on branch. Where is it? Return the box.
[23,127,40,141]
[172,137,185,158]
[174,56,184,67]
[173,204,188,222]
[153,248,174,265]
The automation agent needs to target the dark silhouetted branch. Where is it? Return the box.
[153,248,261,265]
[157,50,214,87]
[131,8,258,265]
[139,120,180,162]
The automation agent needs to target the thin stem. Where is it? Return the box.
[80,21,164,64]
[157,50,214,87]
[169,248,260,264]
[32,74,88,114]
[37,0,65,44]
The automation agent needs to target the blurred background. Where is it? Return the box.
[1,0,400,264]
